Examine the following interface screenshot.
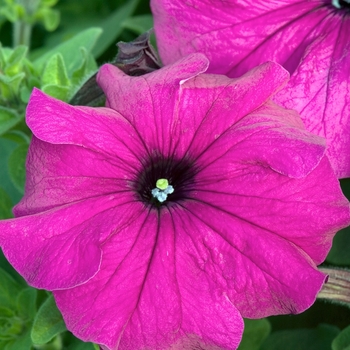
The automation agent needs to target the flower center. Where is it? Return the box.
[133,155,197,208]
[151,179,174,203]
[332,0,350,9]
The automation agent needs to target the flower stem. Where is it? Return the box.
[318,267,350,307]
[13,20,32,48]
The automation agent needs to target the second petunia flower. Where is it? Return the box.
[152,0,350,178]
[0,54,349,350]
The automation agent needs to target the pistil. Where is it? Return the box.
[151,178,174,203]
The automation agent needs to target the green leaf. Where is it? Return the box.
[4,329,32,350]
[7,143,28,193]
[5,46,28,75]
[327,226,350,265]
[41,0,59,7]
[0,186,13,219]
[91,0,139,57]
[0,72,25,96]
[0,45,6,69]
[31,295,66,345]
[0,5,18,23]
[0,107,22,135]
[33,27,103,74]
[333,325,350,350]
[42,53,69,87]
[0,306,23,341]
[0,268,21,309]
[19,85,32,103]
[0,136,23,203]
[2,130,30,144]
[71,47,97,84]
[37,8,60,31]
[17,288,37,319]
[121,14,154,35]
[67,339,98,350]
[261,324,340,350]
[238,318,271,350]
[41,84,70,101]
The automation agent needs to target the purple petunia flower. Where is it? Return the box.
[151,0,350,178]
[0,54,349,350]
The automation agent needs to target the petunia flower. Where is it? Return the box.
[0,54,349,350]
[151,0,350,178]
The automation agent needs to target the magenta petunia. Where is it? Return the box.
[151,0,350,178]
[0,54,349,350]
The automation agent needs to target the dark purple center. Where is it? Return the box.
[332,0,350,9]
[133,155,197,208]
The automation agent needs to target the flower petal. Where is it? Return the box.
[152,0,350,177]
[14,137,137,217]
[97,54,209,156]
[27,88,146,161]
[193,100,326,178]
[173,62,290,159]
[275,17,350,177]
[194,156,349,266]
[0,197,139,290]
[151,0,320,73]
[175,201,327,318]
[54,209,243,350]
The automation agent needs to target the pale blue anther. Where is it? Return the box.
[332,0,350,8]
[152,180,174,202]
[333,0,341,8]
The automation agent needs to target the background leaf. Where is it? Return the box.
[91,0,140,57]
[333,325,350,350]
[238,318,271,350]
[31,295,67,345]
[0,267,21,308]
[0,186,13,219]
[17,288,37,319]
[7,143,28,194]
[0,107,23,135]
[121,14,153,35]
[327,226,350,265]
[33,28,102,74]
[0,137,24,204]
[261,324,340,350]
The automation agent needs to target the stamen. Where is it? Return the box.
[333,0,341,8]
[332,0,350,8]
[152,179,174,202]
[156,178,169,190]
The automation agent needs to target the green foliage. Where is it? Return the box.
[66,339,98,350]
[238,318,271,350]
[327,226,350,265]
[261,324,340,350]
[329,179,350,266]
[31,295,66,345]
[0,45,35,106]
[91,0,140,57]
[0,107,22,135]
[0,0,60,29]
[333,325,350,350]
[0,268,37,350]
[0,187,13,219]
[0,267,21,308]
[33,27,102,73]
[0,136,23,205]
[7,143,28,193]
[122,14,154,35]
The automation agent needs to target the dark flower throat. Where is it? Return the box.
[134,155,197,208]
[332,0,350,10]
